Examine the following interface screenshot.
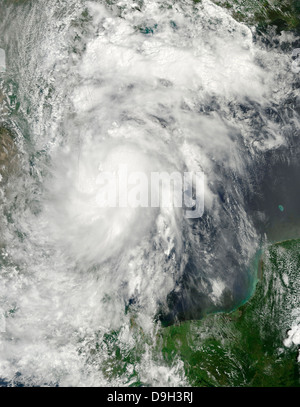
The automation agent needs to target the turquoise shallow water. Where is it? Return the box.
[0,0,299,386]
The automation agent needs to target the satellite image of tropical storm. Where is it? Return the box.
[0,0,300,389]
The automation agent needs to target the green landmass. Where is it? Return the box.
[3,0,300,34]
[0,127,18,183]
[208,0,300,34]
[94,239,300,386]
[159,239,300,386]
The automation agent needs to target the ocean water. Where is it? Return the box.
[0,0,299,386]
